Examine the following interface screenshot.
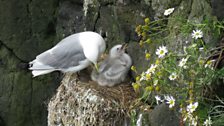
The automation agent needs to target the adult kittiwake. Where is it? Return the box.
[29,31,106,77]
[91,44,132,87]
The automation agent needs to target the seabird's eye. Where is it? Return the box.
[117,48,119,50]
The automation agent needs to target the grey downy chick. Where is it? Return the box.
[91,44,132,87]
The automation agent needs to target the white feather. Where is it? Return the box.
[79,32,106,64]
[32,70,55,77]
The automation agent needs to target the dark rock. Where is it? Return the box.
[94,0,152,49]
[0,116,5,126]
[56,1,85,38]
[17,62,29,70]
[127,42,157,77]
[148,104,180,126]
[0,45,61,126]
[151,0,181,20]
[211,0,224,20]
[0,0,60,126]
[0,59,3,66]
[0,0,59,61]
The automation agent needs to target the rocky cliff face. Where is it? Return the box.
[0,0,151,125]
[0,0,223,126]
[0,0,60,126]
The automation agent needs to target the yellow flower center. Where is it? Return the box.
[170,100,174,105]
[155,86,160,91]
[146,74,151,80]
[207,60,212,65]
[135,76,140,81]
[160,50,164,54]
[145,53,151,59]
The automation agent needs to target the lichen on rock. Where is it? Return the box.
[83,0,99,17]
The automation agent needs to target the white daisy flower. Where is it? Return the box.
[183,113,193,122]
[153,79,159,86]
[155,95,163,104]
[179,108,183,113]
[205,60,215,69]
[187,102,198,113]
[140,72,146,81]
[146,64,157,74]
[191,116,198,126]
[156,46,168,58]
[199,47,204,51]
[183,65,188,69]
[192,30,203,39]
[203,116,212,126]
[169,72,177,80]
[165,95,175,108]
[178,57,188,67]
[164,8,175,16]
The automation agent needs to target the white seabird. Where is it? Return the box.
[91,44,132,87]
[29,31,106,77]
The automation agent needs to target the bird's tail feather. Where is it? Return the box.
[29,60,56,77]
[32,70,55,77]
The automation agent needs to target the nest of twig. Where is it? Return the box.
[202,39,224,99]
[48,73,137,126]
[207,45,224,68]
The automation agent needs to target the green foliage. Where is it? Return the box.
[132,12,224,126]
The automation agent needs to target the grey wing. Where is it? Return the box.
[36,38,86,69]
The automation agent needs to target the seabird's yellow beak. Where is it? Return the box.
[94,63,99,72]
[121,43,128,50]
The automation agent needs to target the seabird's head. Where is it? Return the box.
[109,44,127,58]
[79,31,106,70]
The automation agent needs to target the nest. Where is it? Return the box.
[48,73,136,126]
